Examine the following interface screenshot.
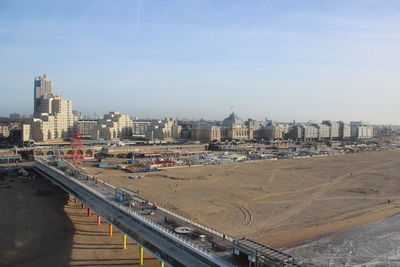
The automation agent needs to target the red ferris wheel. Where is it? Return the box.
[71,125,83,166]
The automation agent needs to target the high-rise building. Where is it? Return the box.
[30,75,75,142]
[34,74,53,115]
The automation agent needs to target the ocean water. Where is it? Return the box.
[284,214,400,267]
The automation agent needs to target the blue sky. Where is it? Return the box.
[1,0,399,124]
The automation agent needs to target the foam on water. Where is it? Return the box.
[284,214,400,266]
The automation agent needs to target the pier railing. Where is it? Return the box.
[34,157,231,266]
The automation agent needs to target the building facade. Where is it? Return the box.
[91,112,133,140]
[34,74,53,115]
[21,124,31,142]
[191,125,223,143]
[31,91,75,142]
[317,124,330,140]
[145,118,182,140]
[350,121,373,139]
[322,120,340,140]
[258,125,284,139]
[75,120,98,139]
[338,121,351,139]
[0,125,10,138]
[192,113,286,142]
[132,120,151,137]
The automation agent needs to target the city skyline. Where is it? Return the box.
[1,1,400,124]
[1,74,397,126]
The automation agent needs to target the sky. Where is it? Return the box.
[0,0,399,124]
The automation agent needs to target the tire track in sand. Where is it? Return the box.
[264,171,352,228]
[232,203,253,226]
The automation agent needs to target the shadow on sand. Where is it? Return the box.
[0,169,74,267]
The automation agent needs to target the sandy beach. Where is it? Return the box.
[2,149,399,266]
[0,173,159,267]
[83,149,400,248]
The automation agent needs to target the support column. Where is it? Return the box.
[97,215,101,226]
[108,224,113,237]
[123,234,127,249]
[87,208,91,216]
[159,261,164,267]
[139,246,144,265]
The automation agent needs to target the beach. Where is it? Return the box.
[2,149,400,266]
[82,149,400,248]
[0,172,158,267]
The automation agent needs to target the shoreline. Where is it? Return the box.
[264,204,400,249]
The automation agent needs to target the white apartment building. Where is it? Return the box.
[91,112,133,140]
[30,75,75,142]
[145,118,182,140]
[0,125,10,138]
[322,120,340,139]
[350,121,373,139]
[21,124,31,142]
[303,125,319,141]
[317,124,330,140]
[31,94,74,142]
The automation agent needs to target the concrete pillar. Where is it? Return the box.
[108,224,113,237]
[97,215,101,226]
[87,208,91,216]
[139,246,144,265]
[159,261,164,267]
[123,234,127,249]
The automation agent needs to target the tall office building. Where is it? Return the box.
[30,75,75,142]
[34,74,53,115]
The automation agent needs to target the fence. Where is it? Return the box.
[37,157,230,265]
